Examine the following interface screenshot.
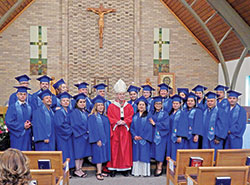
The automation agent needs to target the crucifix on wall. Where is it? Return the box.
[87,3,116,48]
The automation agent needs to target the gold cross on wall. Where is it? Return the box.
[87,3,116,48]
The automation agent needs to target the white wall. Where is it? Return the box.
[218,57,250,106]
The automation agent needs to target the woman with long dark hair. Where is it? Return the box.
[185,92,203,149]
[130,96,152,177]
[149,96,170,176]
[69,93,91,178]
[169,95,188,160]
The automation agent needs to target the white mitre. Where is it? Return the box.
[114,79,127,93]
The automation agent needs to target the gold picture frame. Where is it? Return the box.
[94,77,109,92]
[158,72,175,95]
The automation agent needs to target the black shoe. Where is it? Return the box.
[110,171,116,177]
[122,171,129,177]
[154,169,163,177]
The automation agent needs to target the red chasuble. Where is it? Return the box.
[106,101,134,170]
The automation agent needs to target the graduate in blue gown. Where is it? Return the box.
[169,95,188,161]
[5,86,32,151]
[54,92,75,169]
[127,85,141,113]
[141,85,155,112]
[8,75,32,106]
[31,75,52,110]
[72,82,93,113]
[214,85,230,112]
[149,96,170,176]
[185,92,203,149]
[88,95,111,180]
[69,93,91,178]
[202,92,228,158]
[225,90,246,149]
[177,88,189,110]
[158,83,172,114]
[93,84,111,114]
[130,96,152,177]
[52,79,74,112]
[192,85,207,112]
[32,89,55,151]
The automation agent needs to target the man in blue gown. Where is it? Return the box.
[5,86,32,151]
[141,85,155,112]
[225,90,246,149]
[214,85,230,112]
[202,92,228,156]
[8,74,32,106]
[31,75,52,110]
[127,85,141,113]
[32,89,55,151]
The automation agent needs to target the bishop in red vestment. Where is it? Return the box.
[106,79,134,177]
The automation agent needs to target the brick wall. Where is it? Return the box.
[0,0,218,105]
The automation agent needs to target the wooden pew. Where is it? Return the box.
[185,166,249,185]
[166,149,214,185]
[30,169,63,185]
[216,149,250,182]
[0,151,70,185]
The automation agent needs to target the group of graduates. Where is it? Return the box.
[4,74,246,180]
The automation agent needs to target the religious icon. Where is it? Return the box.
[87,4,116,48]
[158,72,175,95]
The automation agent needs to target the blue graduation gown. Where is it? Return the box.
[32,104,55,151]
[5,101,32,151]
[130,113,153,163]
[147,97,153,112]
[88,113,111,164]
[169,109,188,160]
[149,110,170,162]
[128,100,138,113]
[104,99,111,114]
[202,106,228,154]
[54,108,75,168]
[69,108,91,159]
[31,89,43,110]
[197,99,207,112]
[217,98,230,112]
[225,104,246,149]
[8,92,32,106]
[185,108,203,149]
[162,97,172,114]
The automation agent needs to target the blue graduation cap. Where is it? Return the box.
[92,95,106,104]
[14,86,31,93]
[227,90,241,98]
[127,85,141,93]
[141,85,155,91]
[171,94,182,102]
[38,89,52,100]
[134,96,148,105]
[187,92,200,100]
[192,85,207,92]
[158,83,172,90]
[53,79,65,89]
[73,93,87,101]
[57,92,72,99]
[74,82,89,90]
[93,83,108,90]
[205,91,219,99]
[15,74,31,82]
[153,96,163,103]
[36,75,52,83]
[177,88,189,95]
[214,85,229,91]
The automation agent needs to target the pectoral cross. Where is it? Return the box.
[87,4,116,48]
